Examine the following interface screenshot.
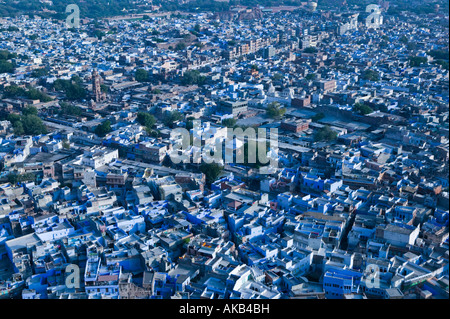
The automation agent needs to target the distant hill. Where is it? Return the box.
[0,0,447,19]
[0,0,305,19]
[0,0,149,19]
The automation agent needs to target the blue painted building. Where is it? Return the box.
[323,268,363,299]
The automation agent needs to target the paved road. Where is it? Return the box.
[43,120,86,134]
[120,159,188,176]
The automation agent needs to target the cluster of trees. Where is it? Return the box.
[181,70,206,86]
[0,26,19,32]
[53,75,87,100]
[409,56,428,67]
[6,106,48,136]
[94,120,112,137]
[428,49,449,60]
[314,125,337,142]
[199,162,223,184]
[303,47,318,54]
[242,140,271,169]
[361,69,380,82]
[353,102,374,115]
[428,49,449,70]
[163,110,184,128]
[221,118,237,128]
[59,102,83,116]
[310,112,325,122]
[305,73,317,81]
[136,112,158,135]
[2,85,52,102]
[135,69,151,82]
[136,112,156,128]
[386,0,448,16]
[0,50,16,74]
[7,172,35,185]
[31,67,49,78]
[266,102,286,119]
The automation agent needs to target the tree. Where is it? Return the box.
[53,78,86,100]
[12,121,24,135]
[314,126,337,142]
[304,47,318,53]
[427,49,449,60]
[62,140,71,149]
[3,85,26,98]
[100,84,109,93]
[0,50,16,60]
[22,106,38,116]
[0,51,15,73]
[266,102,286,119]
[136,112,156,128]
[135,69,149,82]
[353,103,373,115]
[399,35,409,44]
[242,140,270,169]
[95,120,112,137]
[30,67,49,78]
[175,42,187,51]
[433,60,449,70]
[181,70,206,86]
[24,88,52,102]
[65,83,86,100]
[305,73,316,81]
[93,29,105,39]
[22,115,47,135]
[185,116,195,130]
[361,69,380,82]
[409,56,427,67]
[406,42,417,51]
[7,109,46,136]
[0,60,13,74]
[271,73,284,81]
[311,112,325,122]
[221,118,237,128]
[163,111,184,128]
[7,113,21,124]
[59,102,82,116]
[200,162,223,183]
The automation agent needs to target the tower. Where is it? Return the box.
[92,69,105,102]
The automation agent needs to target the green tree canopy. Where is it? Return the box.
[136,112,156,129]
[53,77,86,100]
[181,70,206,86]
[221,118,237,128]
[409,56,428,67]
[95,120,112,137]
[304,47,318,53]
[361,69,380,82]
[59,102,83,116]
[353,103,373,115]
[314,126,337,142]
[200,162,223,183]
[135,69,150,82]
[311,112,325,122]
[22,115,47,135]
[22,106,38,116]
[266,102,286,119]
[163,111,184,128]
